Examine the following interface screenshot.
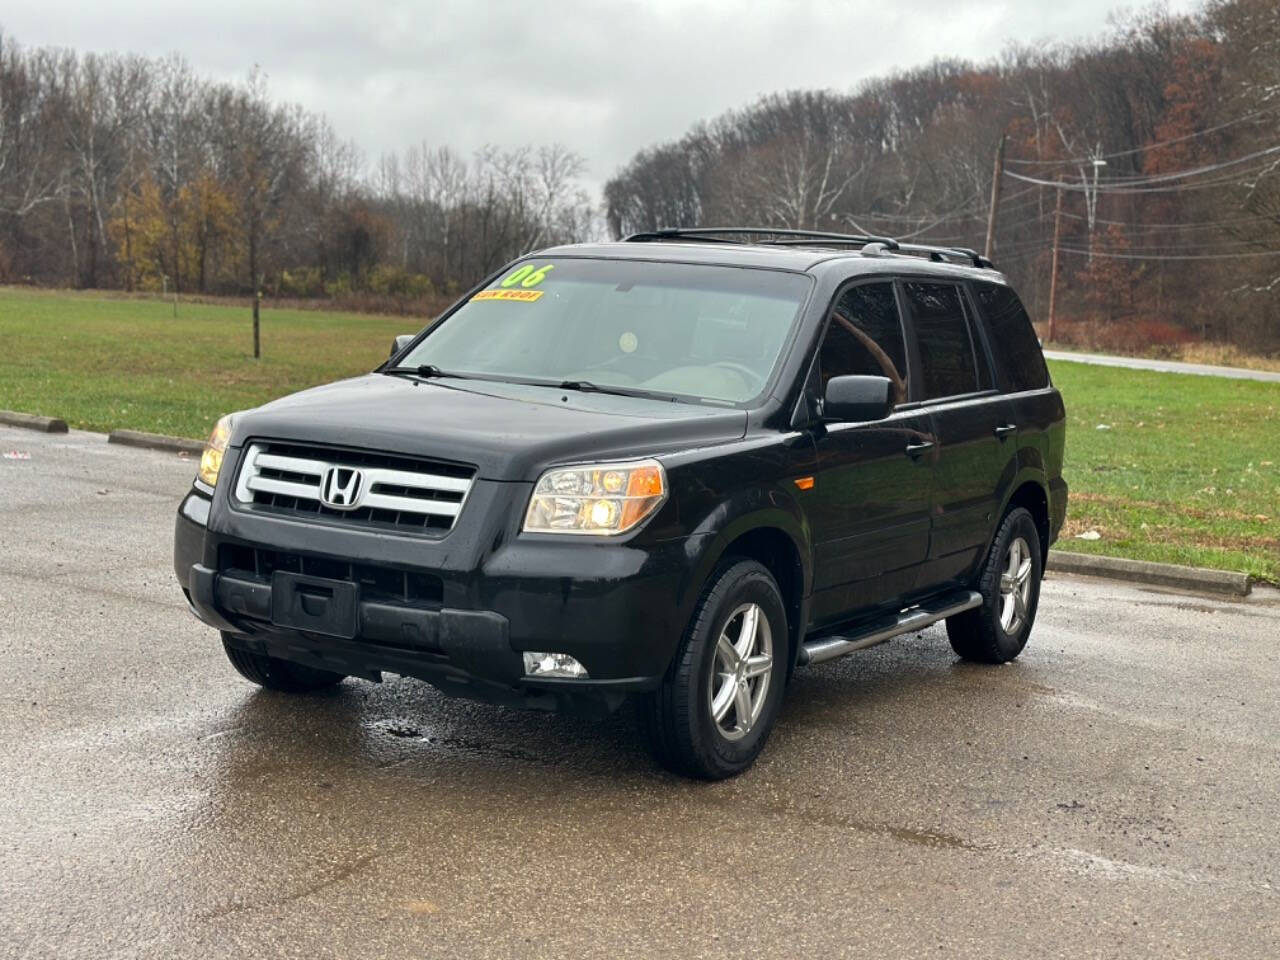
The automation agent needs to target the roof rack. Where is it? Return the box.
[623,226,994,269]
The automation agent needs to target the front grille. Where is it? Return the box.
[233,440,475,534]
[218,544,444,607]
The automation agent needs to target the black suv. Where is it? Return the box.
[174,228,1067,779]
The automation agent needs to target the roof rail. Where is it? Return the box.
[896,243,995,269]
[624,227,901,250]
[622,226,995,269]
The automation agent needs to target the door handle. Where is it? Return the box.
[994,424,1017,439]
[905,440,935,458]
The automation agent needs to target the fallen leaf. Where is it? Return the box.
[403,900,439,915]
[1075,530,1102,541]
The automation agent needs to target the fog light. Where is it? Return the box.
[522,651,589,679]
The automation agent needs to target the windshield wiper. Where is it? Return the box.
[383,364,471,380]
[556,379,654,399]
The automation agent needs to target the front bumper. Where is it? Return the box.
[175,483,697,712]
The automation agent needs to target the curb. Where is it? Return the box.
[0,410,68,433]
[107,429,204,456]
[1047,550,1252,598]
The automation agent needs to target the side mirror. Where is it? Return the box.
[823,375,894,422]
[390,334,415,359]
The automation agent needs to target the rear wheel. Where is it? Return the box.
[946,507,1042,663]
[221,633,346,692]
[642,559,788,780]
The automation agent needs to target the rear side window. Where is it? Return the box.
[818,282,909,404]
[902,281,985,399]
[972,282,1050,392]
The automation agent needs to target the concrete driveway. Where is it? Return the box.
[2,426,1277,959]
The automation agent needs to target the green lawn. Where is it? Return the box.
[2,286,1277,582]
[0,287,420,440]
[1051,361,1279,583]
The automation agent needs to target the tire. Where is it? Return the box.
[642,558,789,780]
[221,633,346,692]
[946,507,1043,664]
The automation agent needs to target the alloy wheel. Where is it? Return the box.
[999,536,1034,634]
[707,602,773,742]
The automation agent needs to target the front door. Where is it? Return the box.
[805,281,936,628]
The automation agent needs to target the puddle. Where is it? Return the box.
[365,719,554,765]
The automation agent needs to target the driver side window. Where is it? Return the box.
[818,282,909,404]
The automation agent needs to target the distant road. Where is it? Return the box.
[1044,349,1280,383]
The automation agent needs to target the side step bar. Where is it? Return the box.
[797,590,983,666]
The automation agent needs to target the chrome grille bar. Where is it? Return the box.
[233,442,473,531]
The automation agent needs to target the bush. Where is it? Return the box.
[279,267,324,298]
[323,271,354,299]
[367,264,434,299]
[1049,315,1193,356]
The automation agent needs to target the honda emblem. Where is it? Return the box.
[319,466,365,510]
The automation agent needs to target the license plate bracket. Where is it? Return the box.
[270,571,359,639]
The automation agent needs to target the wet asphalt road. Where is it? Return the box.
[2,425,1279,959]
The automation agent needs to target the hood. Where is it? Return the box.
[231,373,748,481]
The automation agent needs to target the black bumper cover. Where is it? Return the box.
[176,487,684,712]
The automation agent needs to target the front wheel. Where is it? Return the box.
[221,633,346,692]
[642,559,789,780]
[946,507,1043,663]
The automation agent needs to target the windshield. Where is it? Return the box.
[400,258,811,404]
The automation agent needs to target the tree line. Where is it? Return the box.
[0,31,593,314]
[2,0,1278,354]
[606,0,1280,353]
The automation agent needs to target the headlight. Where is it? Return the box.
[523,459,667,536]
[197,414,235,487]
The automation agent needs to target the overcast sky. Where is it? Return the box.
[4,0,1201,197]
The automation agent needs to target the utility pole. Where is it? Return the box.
[1047,178,1064,343]
[984,134,1006,261]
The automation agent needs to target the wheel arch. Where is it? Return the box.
[683,501,812,678]
[1000,474,1052,570]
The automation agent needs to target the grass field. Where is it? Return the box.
[1049,362,1278,582]
[0,287,416,440]
[2,286,1277,582]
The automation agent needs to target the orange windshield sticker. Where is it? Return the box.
[472,289,544,303]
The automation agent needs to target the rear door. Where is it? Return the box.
[899,279,1017,588]
[971,280,1067,541]
[805,280,936,627]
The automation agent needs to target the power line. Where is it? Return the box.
[1005,164,1279,196]
[1057,210,1278,230]
[1081,240,1276,254]
[1004,145,1280,192]
[1005,106,1280,168]
[842,185,1043,229]
[1057,246,1280,261]
[913,211,1053,246]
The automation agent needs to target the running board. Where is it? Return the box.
[797,590,983,666]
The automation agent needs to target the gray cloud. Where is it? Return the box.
[4,0,1203,196]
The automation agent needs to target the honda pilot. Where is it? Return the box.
[174,228,1068,779]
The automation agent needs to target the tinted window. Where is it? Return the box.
[818,283,908,404]
[903,281,982,399]
[973,282,1050,391]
